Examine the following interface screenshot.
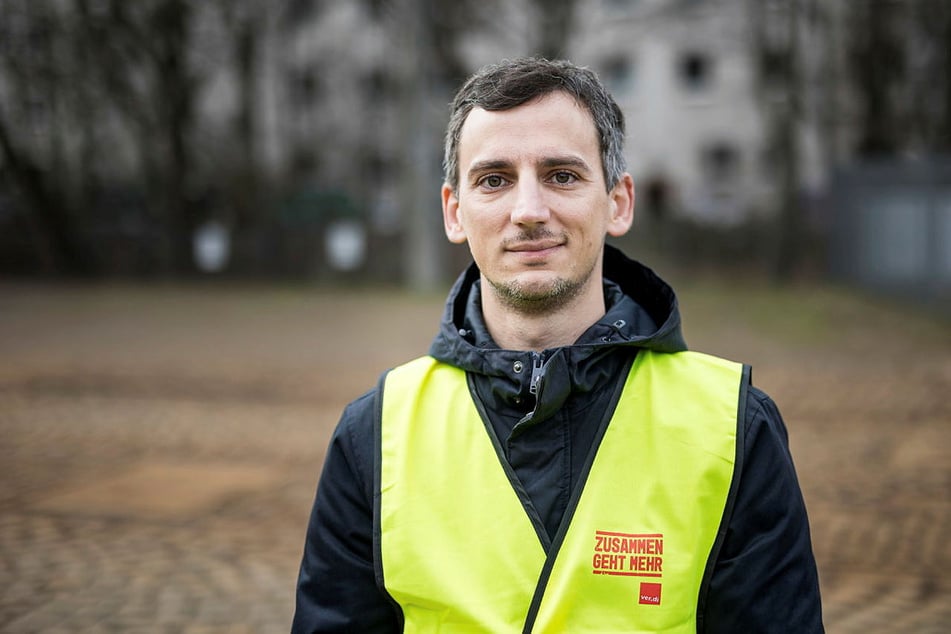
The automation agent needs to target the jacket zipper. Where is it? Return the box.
[528,352,545,396]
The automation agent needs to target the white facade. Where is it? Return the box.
[571,0,774,225]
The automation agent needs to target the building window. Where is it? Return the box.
[604,0,642,10]
[288,68,321,108]
[282,0,321,29]
[701,142,739,182]
[678,51,714,92]
[362,68,393,102]
[363,0,387,19]
[600,55,635,95]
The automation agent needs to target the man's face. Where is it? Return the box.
[442,91,634,314]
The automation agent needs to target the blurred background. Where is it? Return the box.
[1,0,950,632]
[1,0,950,300]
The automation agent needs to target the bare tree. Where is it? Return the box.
[72,0,208,275]
[0,0,97,274]
[531,0,578,59]
[749,0,807,281]
[848,0,906,157]
[938,5,951,151]
[0,0,211,276]
[906,0,951,154]
[213,0,268,274]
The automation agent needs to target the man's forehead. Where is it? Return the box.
[458,92,599,160]
[462,91,589,128]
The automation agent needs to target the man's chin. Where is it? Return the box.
[488,274,581,314]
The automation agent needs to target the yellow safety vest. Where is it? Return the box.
[377,350,745,633]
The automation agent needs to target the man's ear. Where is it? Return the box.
[442,184,467,244]
[607,173,635,238]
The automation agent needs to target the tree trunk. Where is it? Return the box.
[231,14,261,274]
[0,122,92,275]
[772,0,802,282]
[152,0,197,275]
[534,0,577,59]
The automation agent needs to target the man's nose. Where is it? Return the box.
[510,179,550,225]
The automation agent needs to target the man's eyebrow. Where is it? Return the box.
[466,156,593,180]
[467,159,512,179]
[539,155,593,171]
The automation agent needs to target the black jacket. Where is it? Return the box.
[292,246,824,633]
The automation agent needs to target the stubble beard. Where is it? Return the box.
[486,257,598,316]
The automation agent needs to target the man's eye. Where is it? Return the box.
[480,175,506,189]
[551,171,576,185]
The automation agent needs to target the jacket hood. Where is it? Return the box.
[430,244,686,369]
[427,244,688,431]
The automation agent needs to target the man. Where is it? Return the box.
[292,58,823,633]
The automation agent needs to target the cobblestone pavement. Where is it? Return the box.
[0,281,949,633]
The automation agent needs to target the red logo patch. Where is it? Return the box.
[639,582,662,605]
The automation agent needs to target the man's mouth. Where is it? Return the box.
[506,239,563,253]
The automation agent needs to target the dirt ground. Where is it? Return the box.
[0,277,949,632]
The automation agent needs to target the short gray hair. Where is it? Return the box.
[443,58,627,193]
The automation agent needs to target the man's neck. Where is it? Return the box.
[481,283,606,352]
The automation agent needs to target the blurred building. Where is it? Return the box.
[247,0,832,233]
[240,0,947,302]
[5,0,947,299]
[244,0,538,281]
[573,0,771,226]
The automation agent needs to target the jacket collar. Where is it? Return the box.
[428,244,688,427]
